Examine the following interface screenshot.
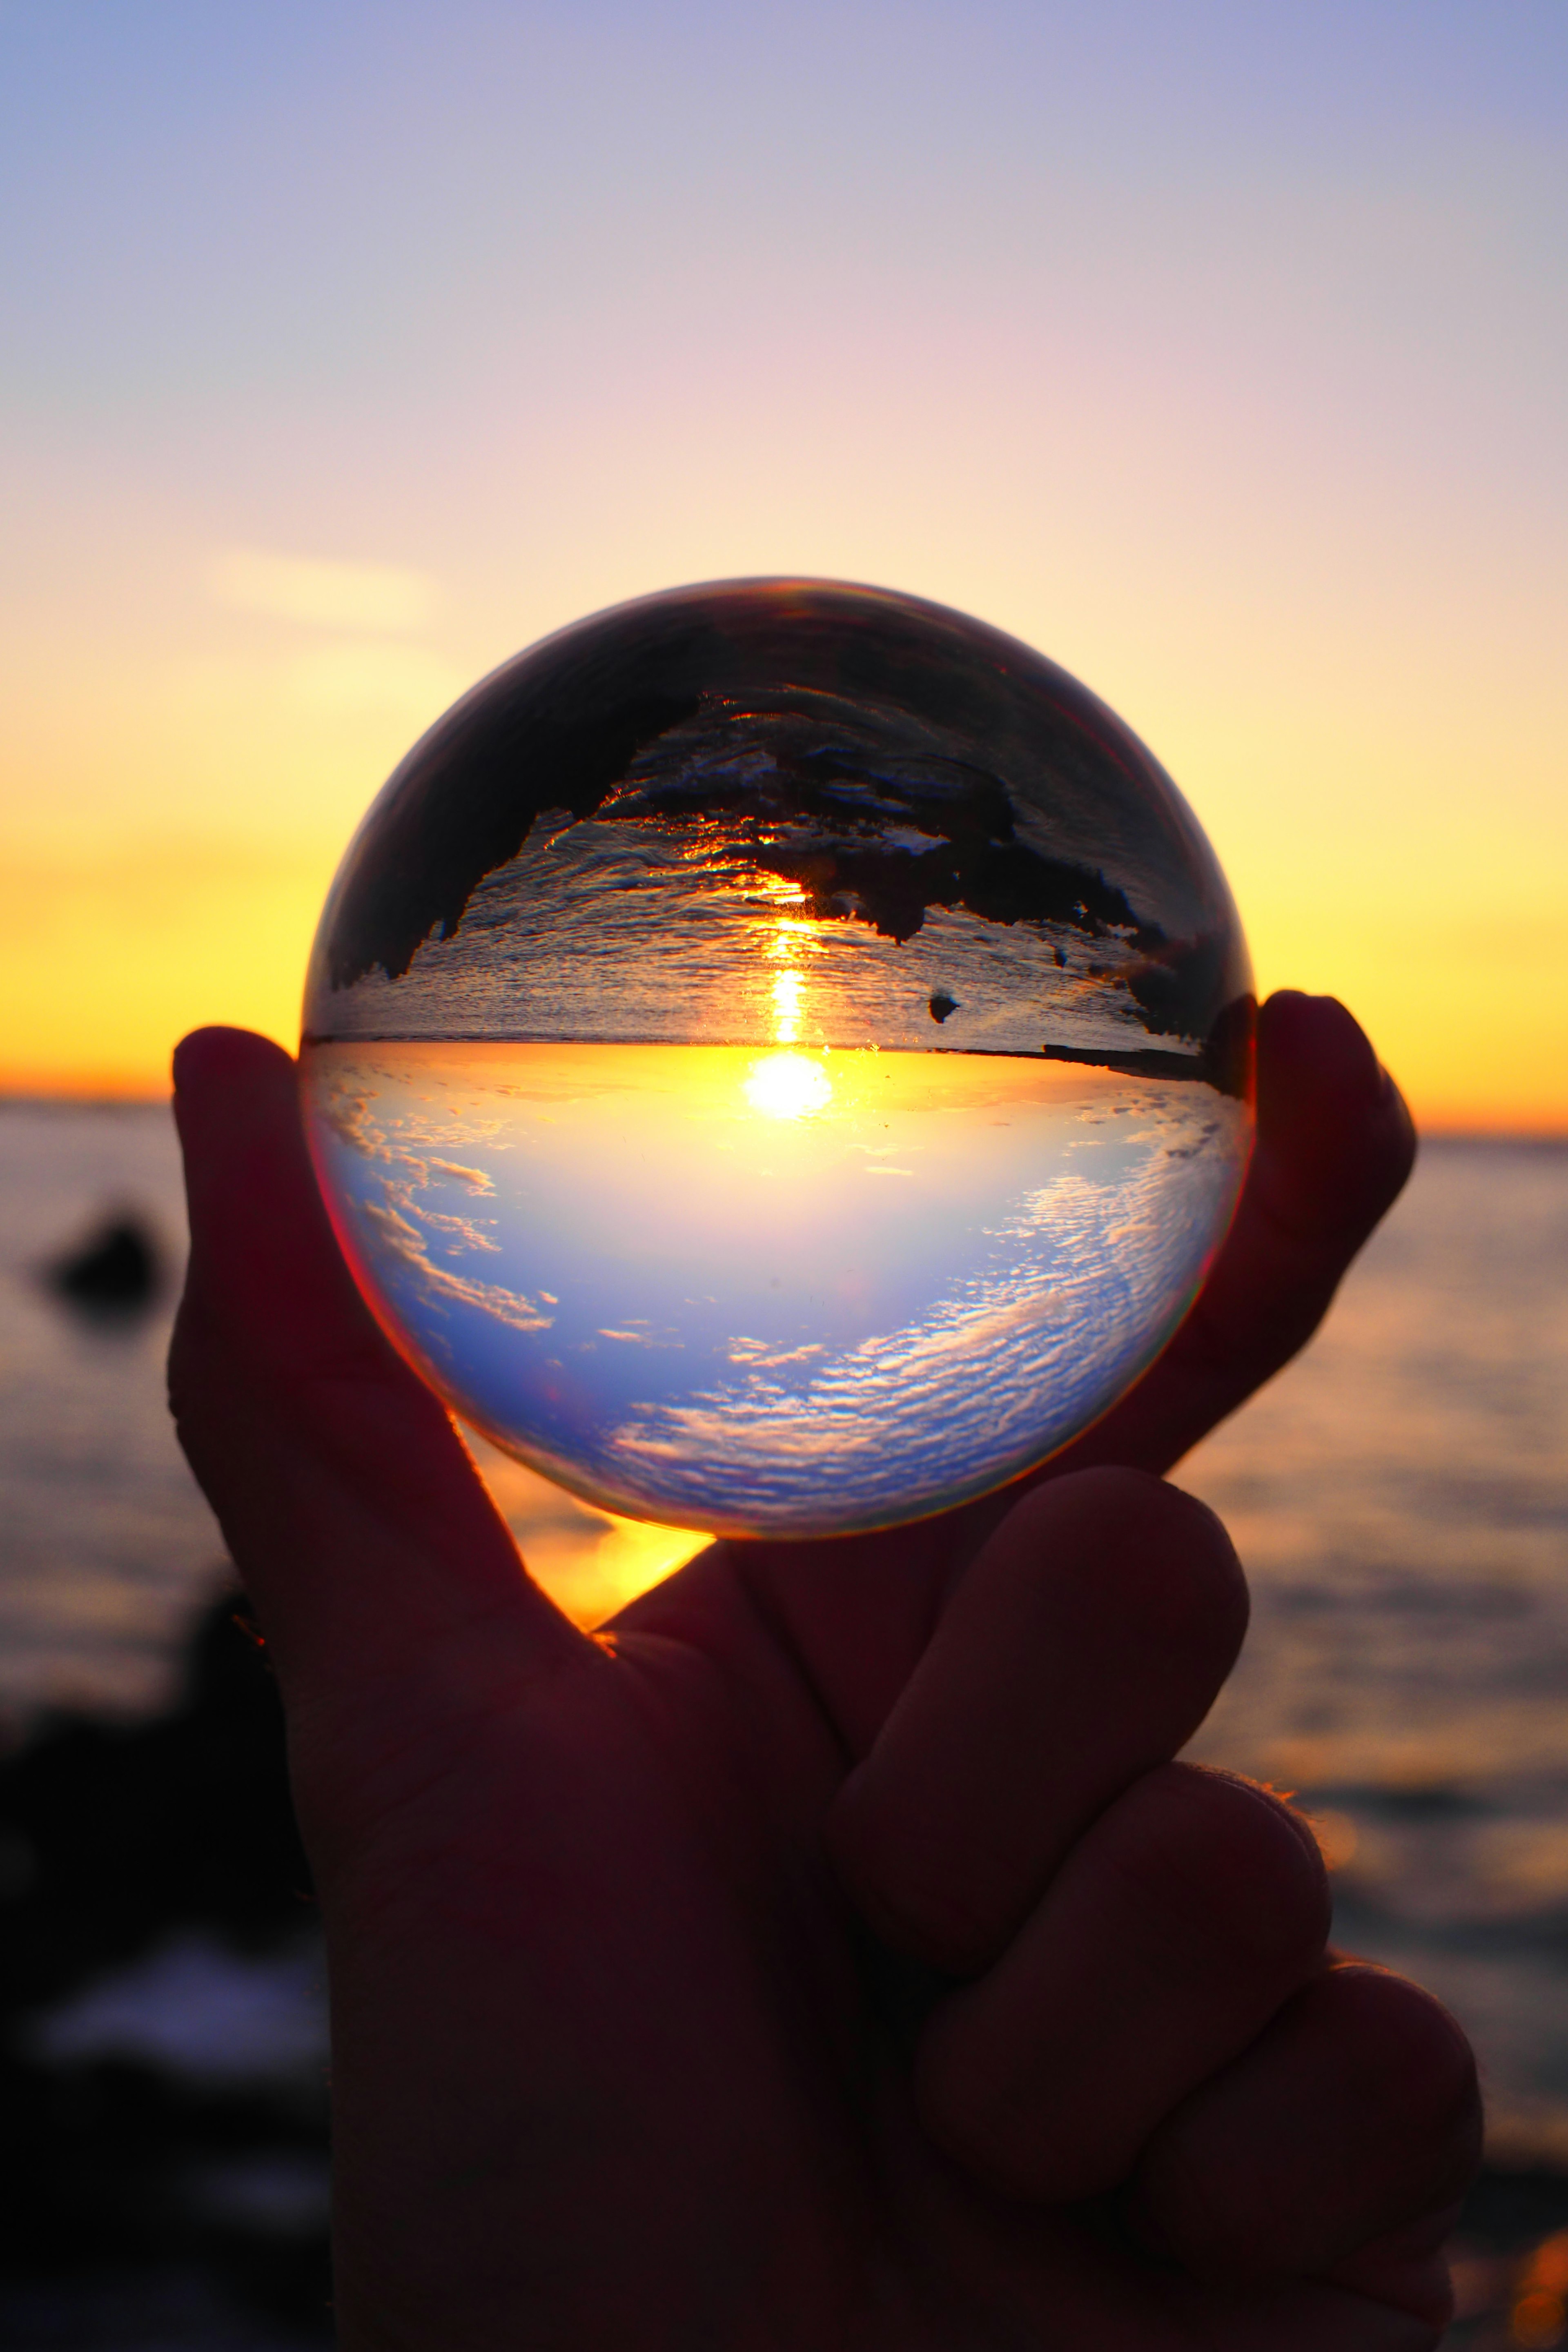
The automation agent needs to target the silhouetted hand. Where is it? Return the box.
[169,993,1479,2351]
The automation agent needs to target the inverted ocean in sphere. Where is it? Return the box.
[302,580,1254,1535]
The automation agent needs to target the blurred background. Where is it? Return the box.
[1,2,1564,2343]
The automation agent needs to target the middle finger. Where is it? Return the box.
[826,1466,1249,1973]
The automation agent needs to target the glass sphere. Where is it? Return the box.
[302,579,1254,1538]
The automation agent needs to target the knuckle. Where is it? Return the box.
[1329,1966,1482,2152]
[1011,1469,1249,1677]
[1081,1472,1245,1615]
[1048,1464,1233,1557]
[1111,1765,1331,1978]
[829,1800,998,1972]
[915,2014,1064,2200]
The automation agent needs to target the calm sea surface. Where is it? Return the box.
[2,1102,1566,2165]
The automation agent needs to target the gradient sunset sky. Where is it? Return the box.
[2,0,1563,1126]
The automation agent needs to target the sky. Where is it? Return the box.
[1,0,1564,1127]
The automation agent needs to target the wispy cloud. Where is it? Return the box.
[360,1196,554,1333]
[208,547,438,633]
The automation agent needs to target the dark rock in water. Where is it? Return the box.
[928,990,958,1025]
[47,1215,162,1314]
[1460,2165,1568,2250]
[0,1597,312,1995]
[1446,2166,1568,2338]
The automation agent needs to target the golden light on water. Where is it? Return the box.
[750,908,829,1110]
[742,1051,835,1122]
[771,969,804,1043]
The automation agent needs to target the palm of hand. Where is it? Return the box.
[171,996,1477,2352]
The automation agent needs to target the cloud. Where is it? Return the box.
[425,1158,495,1194]
[416,1208,501,1253]
[359,1196,554,1333]
[208,546,438,632]
[603,1112,1252,1526]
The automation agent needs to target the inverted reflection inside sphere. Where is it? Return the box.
[302,579,1254,1538]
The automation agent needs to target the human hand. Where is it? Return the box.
[169,991,1478,2350]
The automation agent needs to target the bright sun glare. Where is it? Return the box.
[742,1052,834,1121]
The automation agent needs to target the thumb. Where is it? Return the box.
[170,1027,585,1732]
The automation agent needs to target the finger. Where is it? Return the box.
[170,1029,585,1710]
[1052,991,1416,1477]
[1134,1963,1481,2296]
[915,1764,1329,2201]
[825,1469,1247,1970]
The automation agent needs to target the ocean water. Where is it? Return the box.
[302,1040,1248,1535]
[2,1102,1566,2173]
[1180,1136,1568,2168]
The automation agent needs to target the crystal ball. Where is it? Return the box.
[302,579,1254,1538]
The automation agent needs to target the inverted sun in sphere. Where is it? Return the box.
[744,1053,834,1121]
[302,579,1254,1538]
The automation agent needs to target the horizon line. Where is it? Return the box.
[2,1082,1566,1147]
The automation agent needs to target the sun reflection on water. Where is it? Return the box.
[771,969,804,1042]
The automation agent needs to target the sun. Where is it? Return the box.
[742,1051,834,1121]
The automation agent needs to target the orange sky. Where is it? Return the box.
[2,3,1564,1129]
